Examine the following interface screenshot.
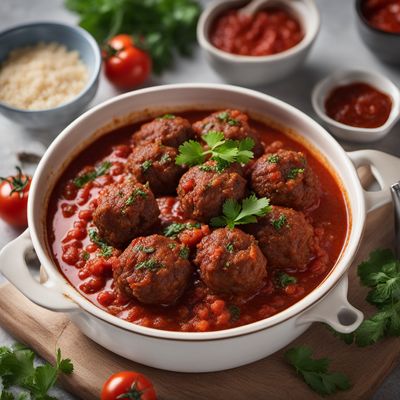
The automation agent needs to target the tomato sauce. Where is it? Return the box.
[325,82,392,129]
[209,7,304,56]
[47,111,348,332]
[362,0,400,33]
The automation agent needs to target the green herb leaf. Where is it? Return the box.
[226,243,234,253]
[134,245,155,254]
[216,111,239,126]
[287,167,304,180]
[276,272,297,288]
[159,114,176,119]
[160,153,171,164]
[163,222,200,238]
[141,160,153,172]
[179,246,190,259]
[285,346,351,396]
[228,305,241,321]
[210,195,271,229]
[271,214,288,231]
[267,154,280,163]
[125,188,147,207]
[175,132,254,168]
[135,259,163,271]
[73,161,112,188]
[88,228,113,258]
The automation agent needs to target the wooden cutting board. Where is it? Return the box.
[0,173,397,400]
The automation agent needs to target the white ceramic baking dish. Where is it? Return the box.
[1,84,400,373]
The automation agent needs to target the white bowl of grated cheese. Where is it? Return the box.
[0,22,101,129]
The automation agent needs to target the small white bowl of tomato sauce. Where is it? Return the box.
[197,0,320,86]
[312,70,400,143]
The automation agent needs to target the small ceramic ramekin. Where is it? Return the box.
[355,0,400,65]
[0,22,101,130]
[197,0,320,86]
[311,70,400,143]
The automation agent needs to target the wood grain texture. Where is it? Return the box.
[0,192,396,399]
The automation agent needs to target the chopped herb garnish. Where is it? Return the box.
[134,245,155,254]
[135,259,163,271]
[73,161,112,188]
[267,154,280,164]
[159,114,176,119]
[125,188,147,206]
[81,251,90,261]
[175,131,254,167]
[228,305,241,321]
[141,160,153,172]
[199,165,214,172]
[88,228,113,258]
[276,272,297,288]
[179,246,190,259]
[210,194,271,229]
[285,346,351,396]
[160,153,171,164]
[168,242,177,249]
[287,168,305,180]
[271,214,288,231]
[226,243,234,253]
[164,222,201,238]
[217,111,239,126]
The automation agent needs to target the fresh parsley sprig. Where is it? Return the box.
[210,195,271,229]
[0,345,73,400]
[285,346,351,396]
[332,249,400,347]
[175,131,254,170]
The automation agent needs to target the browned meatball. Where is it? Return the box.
[93,180,159,248]
[132,115,194,148]
[127,142,184,196]
[177,161,247,222]
[193,109,264,156]
[195,228,267,296]
[246,206,315,270]
[114,235,193,305]
[250,149,320,211]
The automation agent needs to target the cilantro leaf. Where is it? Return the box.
[210,195,271,229]
[285,346,351,396]
[88,228,113,258]
[175,140,205,166]
[276,272,297,288]
[175,133,254,168]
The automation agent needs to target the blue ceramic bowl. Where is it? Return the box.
[0,22,101,129]
[356,0,400,65]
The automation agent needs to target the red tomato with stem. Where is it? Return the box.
[101,371,157,400]
[103,34,152,89]
[0,166,31,228]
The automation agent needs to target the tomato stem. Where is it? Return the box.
[0,166,30,198]
[116,380,146,400]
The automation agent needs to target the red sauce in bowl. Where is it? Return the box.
[46,111,348,333]
[325,82,392,128]
[210,7,304,56]
[362,0,400,33]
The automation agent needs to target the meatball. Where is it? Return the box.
[193,109,264,156]
[127,142,184,196]
[177,161,247,222]
[93,180,159,248]
[132,115,194,148]
[195,228,267,296]
[250,148,320,211]
[114,235,193,305]
[246,206,315,270]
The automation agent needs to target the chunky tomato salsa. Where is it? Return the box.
[362,0,400,33]
[210,7,304,56]
[47,110,348,332]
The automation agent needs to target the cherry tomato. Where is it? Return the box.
[103,34,152,89]
[101,371,157,400]
[0,166,31,228]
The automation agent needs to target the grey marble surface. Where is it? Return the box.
[0,0,399,398]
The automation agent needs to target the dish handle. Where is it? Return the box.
[348,149,400,213]
[296,274,363,333]
[0,229,79,312]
